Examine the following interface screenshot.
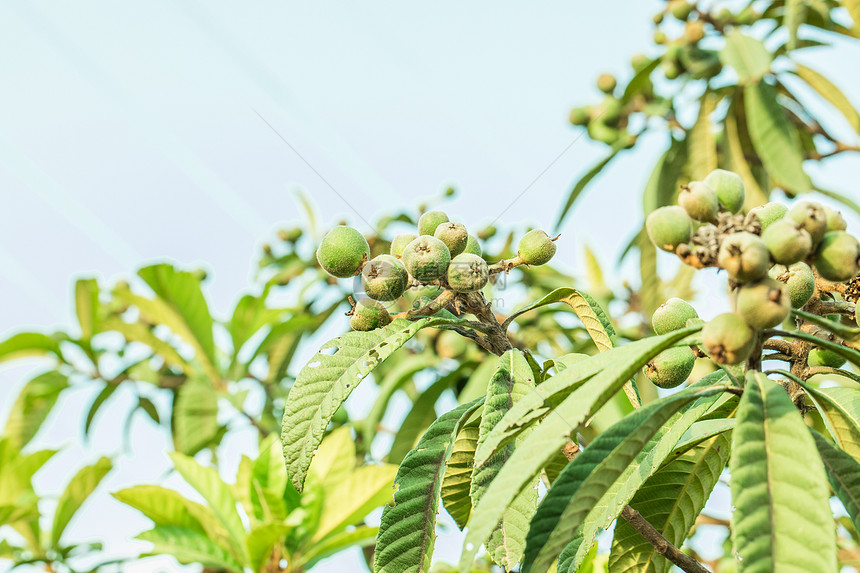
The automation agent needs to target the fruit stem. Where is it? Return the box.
[487,254,526,275]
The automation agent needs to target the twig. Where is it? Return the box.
[620,505,710,573]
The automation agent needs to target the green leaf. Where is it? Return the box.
[228,291,281,357]
[74,278,100,341]
[300,525,378,568]
[522,384,726,573]
[843,0,860,36]
[312,463,396,542]
[112,485,206,531]
[555,144,624,231]
[131,264,218,381]
[364,354,439,443]
[730,372,836,571]
[245,522,291,573]
[798,382,860,461]
[744,81,811,194]
[138,396,160,424]
[726,103,769,209]
[720,31,772,84]
[441,417,481,530]
[642,138,686,215]
[471,351,538,570]
[687,92,718,180]
[375,398,484,573]
[770,327,860,368]
[51,457,112,547]
[4,371,68,448]
[173,378,220,456]
[282,317,433,492]
[169,452,248,564]
[388,371,457,465]
[101,317,188,372]
[137,525,243,572]
[610,433,731,573]
[793,63,860,134]
[622,58,660,103]
[0,332,63,364]
[811,429,860,534]
[84,382,119,439]
[460,326,702,572]
[785,0,805,51]
[248,434,289,522]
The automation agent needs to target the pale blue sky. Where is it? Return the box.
[1,1,859,572]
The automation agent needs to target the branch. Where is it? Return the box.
[620,505,710,573]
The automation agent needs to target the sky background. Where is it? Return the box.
[1,1,859,571]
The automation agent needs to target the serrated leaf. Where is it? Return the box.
[687,92,718,180]
[375,398,484,573]
[744,81,811,194]
[794,64,860,134]
[51,457,112,547]
[173,378,219,455]
[811,429,860,534]
[720,31,772,83]
[555,144,624,231]
[169,452,248,564]
[609,433,731,573]
[137,525,243,572]
[0,331,63,364]
[459,326,702,572]
[799,382,860,461]
[522,383,726,573]
[471,351,538,570]
[282,317,432,492]
[4,371,68,448]
[730,372,836,571]
[441,417,481,529]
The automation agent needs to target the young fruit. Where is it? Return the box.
[418,210,450,236]
[597,73,617,94]
[316,226,370,278]
[463,234,482,257]
[749,202,788,231]
[390,233,418,258]
[645,346,696,389]
[768,262,815,308]
[518,230,557,265]
[684,20,705,43]
[736,278,791,329]
[787,201,828,244]
[646,206,692,252]
[823,206,848,232]
[350,299,391,331]
[652,297,699,334]
[808,347,847,369]
[361,254,409,301]
[814,231,860,282]
[434,222,469,257]
[701,313,756,365]
[670,0,693,20]
[704,169,745,213]
[447,253,489,292]
[678,181,719,222]
[402,236,452,282]
[717,232,770,282]
[436,330,469,359]
[569,106,591,126]
[761,218,812,265]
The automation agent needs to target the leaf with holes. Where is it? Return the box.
[281,317,434,492]
[375,398,484,573]
[731,372,836,570]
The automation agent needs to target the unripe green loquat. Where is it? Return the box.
[361,254,409,301]
[761,218,812,265]
[645,346,696,388]
[717,232,770,282]
[518,230,557,265]
[652,297,699,334]
[418,210,450,236]
[646,206,692,252]
[678,181,719,222]
[736,278,791,329]
[447,253,489,292]
[391,233,419,258]
[350,299,391,331]
[704,169,745,213]
[823,206,848,232]
[463,234,483,257]
[768,262,815,308]
[569,106,591,126]
[749,202,788,231]
[788,201,828,245]
[434,222,469,257]
[701,312,756,365]
[402,236,452,282]
[808,347,847,369]
[814,231,860,282]
[597,73,617,94]
[317,226,370,278]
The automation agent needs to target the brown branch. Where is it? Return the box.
[620,505,710,573]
